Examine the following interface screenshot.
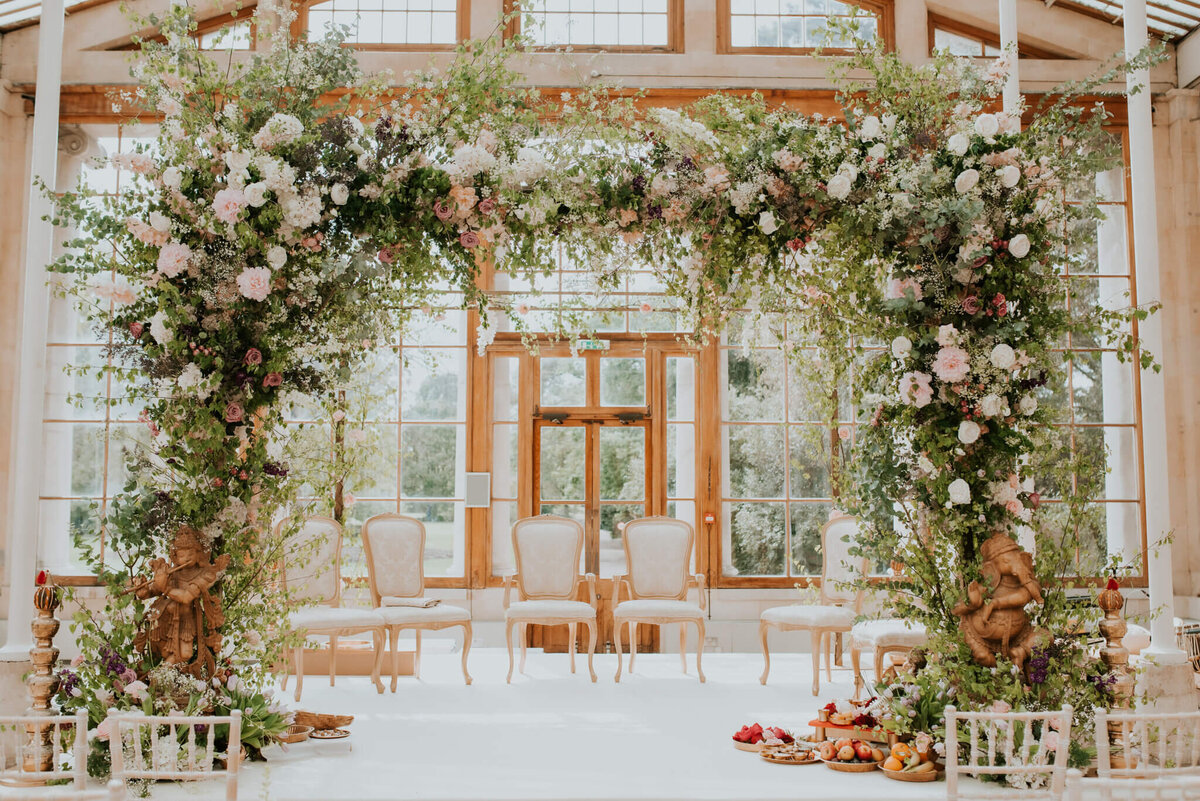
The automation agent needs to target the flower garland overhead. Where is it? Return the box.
[47,3,1154,773]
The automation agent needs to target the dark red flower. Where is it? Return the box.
[244,348,263,366]
[962,295,982,314]
[129,322,144,338]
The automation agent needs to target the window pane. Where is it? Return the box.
[400,424,462,498]
[1076,427,1140,501]
[667,423,695,497]
[493,423,519,499]
[342,500,398,579]
[791,501,832,576]
[42,423,104,497]
[307,0,458,44]
[789,425,832,498]
[599,426,644,500]
[726,424,785,498]
[541,357,586,406]
[724,349,784,421]
[539,426,586,501]
[599,503,642,577]
[344,424,399,498]
[493,356,520,422]
[1071,351,1135,424]
[399,501,463,576]
[728,501,786,575]
[492,500,519,576]
[600,357,645,406]
[401,349,466,422]
[666,357,696,421]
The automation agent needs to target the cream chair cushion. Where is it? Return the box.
[287,517,342,604]
[378,604,471,625]
[625,518,692,598]
[506,600,596,620]
[850,619,928,648]
[513,517,581,598]
[762,604,855,628]
[365,516,423,598]
[613,600,702,620]
[289,606,384,631]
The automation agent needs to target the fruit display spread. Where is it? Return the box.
[881,741,938,775]
[732,724,794,746]
[817,738,885,764]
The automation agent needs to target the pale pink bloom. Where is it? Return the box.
[639,301,653,313]
[1005,499,1024,516]
[126,153,155,174]
[124,680,149,701]
[343,494,356,506]
[886,277,923,301]
[71,654,84,667]
[932,346,971,384]
[157,96,182,117]
[1043,731,1060,752]
[95,718,113,742]
[236,266,273,301]
[837,425,852,440]
[156,242,191,277]
[332,410,346,422]
[111,282,137,305]
[899,371,933,408]
[618,208,639,227]
[212,187,246,224]
[126,217,169,247]
[515,303,530,316]
[990,700,1012,714]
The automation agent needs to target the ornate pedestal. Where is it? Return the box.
[24,573,62,775]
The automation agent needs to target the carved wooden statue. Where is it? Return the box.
[130,527,230,678]
[952,533,1048,674]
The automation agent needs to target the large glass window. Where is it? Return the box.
[722,0,884,52]
[516,0,675,51]
[306,0,460,47]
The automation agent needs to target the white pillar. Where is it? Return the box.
[1125,0,1186,664]
[1,0,66,660]
[998,0,1020,114]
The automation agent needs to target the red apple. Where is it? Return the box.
[855,742,874,761]
[818,742,836,761]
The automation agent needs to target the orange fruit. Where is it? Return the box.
[883,756,904,772]
[891,743,912,760]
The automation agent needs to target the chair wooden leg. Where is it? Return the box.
[851,643,864,700]
[679,623,688,674]
[759,621,771,686]
[505,619,515,684]
[415,630,422,680]
[370,630,385,694]
[585,619,597,683]
[519,623,528,674]
[873,647,887,686]
[281,664,290,692]
[810,630,822,697]
[460,622,473,685]
[614,617,625,683]
[294,647,304,702]
[390,627,401,692]
[824,631,833,682]
[329,634,338,687]
[695,618,706,684]
[629,622,638,673]
[568,622,577,674]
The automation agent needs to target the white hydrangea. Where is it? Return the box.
[149,310,173,345]
[282,190,323,229]
[505,147,550,187]
[251,113,304,149]
[446,143,498,184]
[729,180,761,215]
[1018,395,1039,416]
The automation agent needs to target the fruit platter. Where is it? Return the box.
[760,742,819,765]
[880,741,941,782]
[817,738,887,772]
[732,724,793,752]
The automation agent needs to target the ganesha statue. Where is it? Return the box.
[952,533,1049,674]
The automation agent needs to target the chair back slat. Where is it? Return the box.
[945,704,1074,800]
[1099,710,1200,779]
[0,711,90,788]
[108,710,242,801]
[1068,767,1200,801]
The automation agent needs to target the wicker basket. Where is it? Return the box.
[277,724,313,744]
[881,766,939,782]
[821,758,882,773]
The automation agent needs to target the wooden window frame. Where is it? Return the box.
[295,0,469,52]
[716,0,894,56]
[502,0,684,54]
[110,5,259,51]
[927,12,1066,60]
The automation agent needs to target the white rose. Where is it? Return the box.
[936,324,959,347]
[997,165,1021,188]
[891,335,912,359]
[868,143,887,160]
[330,183,349,205]
[859,115,883,141]
[838,163,859,182]
[948,478,972,505]
[758,210,778,235]
[224,150,252,173]
[958,420,982,444]
[947,132,970,156]
[266,245,288,270]
[177,362,202,390]
[149,310,173,345]
[356,152,373,171]
[1008,233,1031,258]
[347,116,365,137]
[955,168,980,194]
[827,173,852,200]
[148,211,171,232]
[1018,395,1038,416]
[244,182,269,208]
[917,455,935,475]
[990,343,1017,370]
[974,113,1000,138]
[161,166,182,190]
[979,393,1005,417]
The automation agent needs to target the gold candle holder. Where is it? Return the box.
[25,570,62,774]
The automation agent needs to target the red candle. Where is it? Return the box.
[35,570,47,586]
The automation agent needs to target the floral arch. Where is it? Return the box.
[49,3,1152,770]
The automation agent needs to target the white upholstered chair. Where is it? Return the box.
[108,709,242,801]
[611,517,707,683]
[1067,768,1200,801]
[0,709,89,787]
[503,515,598,683]
[278,515,385,701]
[758,513,866,694]
[945,704,1073,801]
[1096,708,1200,778]
[361,513,473,688]
[849,618,928,697]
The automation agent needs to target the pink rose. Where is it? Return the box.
[993,293,1008,317]
[236,266,273,302]
[961,294,981,314]
[127,154,155,174]
[156,242,191,277]
[225,401,244,423]
[244,348,263,366]
[639,302,653,313]
[990,700,1012,714]
[434,200,453,221]
[263,372,283,388]
[932,346,971,384]
[886,277,923,302]
[1005,499,1024,516]
[1028,492,1041,509]
[1043,731,1060,752]
[837,425,851,440]
[378,247,395,264]
[899,371,933,408]
[478,197,497,215]
[212,187,246,224]
[71,654,84,667]
[301,235,323,251]
[459,230,480,249]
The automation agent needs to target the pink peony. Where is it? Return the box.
[127,217,169,246]
[932,346,971,384]
[263,372,283,388]
[899,371,933,408]
[212,187,246,224]
[886,277,923,302]
[1005,499,1024,516]
[236,266,273,302]
[225,401,244,423]
[244,348,263,366]
[156,242,191,277]
[459,230,480,249]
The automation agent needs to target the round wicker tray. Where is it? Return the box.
[881,766,939,782]
[760,746,819,765]
[277,725,313,744]
[821,758,883,773]
[733,741,763,752]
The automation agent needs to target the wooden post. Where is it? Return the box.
[25,572,62,774]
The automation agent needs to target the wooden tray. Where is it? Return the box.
[733,741,763,752]
[821,758,883,773]
[760,746,819,765]
[881,766,939,782]
[310,728,350,740]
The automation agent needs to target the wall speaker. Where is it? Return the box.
[464,472,491,508]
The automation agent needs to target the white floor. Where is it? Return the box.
[159,648,951,801]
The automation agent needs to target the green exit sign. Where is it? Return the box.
[575,339,610,351]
